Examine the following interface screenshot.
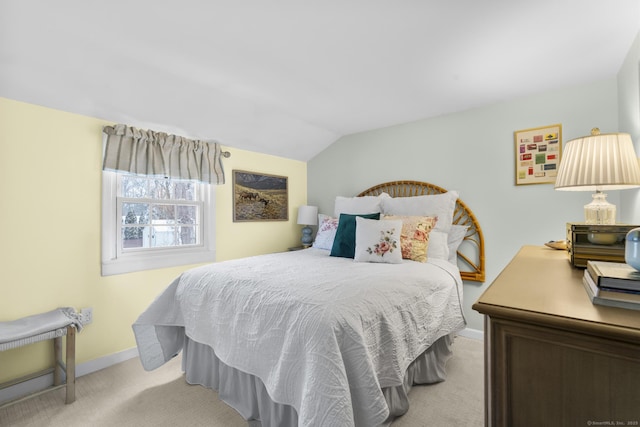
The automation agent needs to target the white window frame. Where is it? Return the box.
[101,171,216,276]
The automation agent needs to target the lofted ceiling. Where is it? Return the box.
[1,1,639,161]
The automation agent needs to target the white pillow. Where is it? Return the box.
[333,193,389,218]
[354,217,403,264]
[427,230,450,261]
[312,214,339,250]
[381,191,459,233]
[428,225,469,265]
[447,225,469,265]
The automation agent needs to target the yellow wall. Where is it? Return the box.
[0,97,307,382]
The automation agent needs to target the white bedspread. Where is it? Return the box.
[132,248,465,426]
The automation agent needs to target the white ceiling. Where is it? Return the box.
[1,1,639,161]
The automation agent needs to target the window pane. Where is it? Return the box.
[150,179,173,199]
[121,174,199,201]
[177,205,197,224]
[122,203,149,225]
[178,226,198,245]
[152,204,175,222]
[151,225,175,247]
[122,176,149,198]
[174,181,197,201]
[122,227,143,248]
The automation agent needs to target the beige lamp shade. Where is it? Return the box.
[555,131,640,191]
[555,129,640,226]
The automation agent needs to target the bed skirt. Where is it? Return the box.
[181,334,454,426]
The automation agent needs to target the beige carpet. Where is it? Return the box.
[0,336,484,426]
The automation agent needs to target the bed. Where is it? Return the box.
[132,180,485,426]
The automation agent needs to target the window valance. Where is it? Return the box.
[102,124,226,185]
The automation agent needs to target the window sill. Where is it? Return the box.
[101,249,215,276]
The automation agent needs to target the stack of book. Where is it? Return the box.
[583,260,640,311]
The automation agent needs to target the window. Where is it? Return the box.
[100,123,225,275]
[101,171,216,276]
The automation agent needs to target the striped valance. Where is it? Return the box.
[102,124,226,185]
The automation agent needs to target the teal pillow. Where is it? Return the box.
[330,213,381,258]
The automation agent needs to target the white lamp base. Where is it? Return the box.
[584,192,615,225]
[585,191,617,244]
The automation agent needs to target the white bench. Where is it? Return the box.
[0,308,82,408]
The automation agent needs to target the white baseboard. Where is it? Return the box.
[0,347,139,405]
[458,327,483,341]
[76,347,138,377]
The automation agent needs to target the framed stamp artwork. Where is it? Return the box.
[233,170,289,222]
[514,124,562,185]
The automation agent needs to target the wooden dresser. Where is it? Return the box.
[472,246,640,427]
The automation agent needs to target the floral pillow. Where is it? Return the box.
[312,214,339,250]
[384,215,438,262]
[354,217,403,264]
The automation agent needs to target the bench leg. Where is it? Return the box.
[65,326,76,404]
[53,336,63,386]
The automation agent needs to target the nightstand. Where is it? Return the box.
[472,246,640,427]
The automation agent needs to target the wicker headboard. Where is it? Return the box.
[357,180,485,282]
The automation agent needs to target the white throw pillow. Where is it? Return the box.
[427,225,469,265]
[427,230,450,261]
[447,224,469,265]
[354,217,403,264]
[381,191,459,233]
[333,193,389,218]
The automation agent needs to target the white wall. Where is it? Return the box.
[308,78,621,331]
[619,31,640,222]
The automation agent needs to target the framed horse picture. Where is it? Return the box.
[232,170,289,222]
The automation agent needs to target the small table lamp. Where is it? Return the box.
[555,128,640,225]
[297,205,318,248]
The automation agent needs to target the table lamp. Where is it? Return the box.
[297,205,318,248]
[554,128,640,226]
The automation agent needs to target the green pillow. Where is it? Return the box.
[330,213,381,258]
